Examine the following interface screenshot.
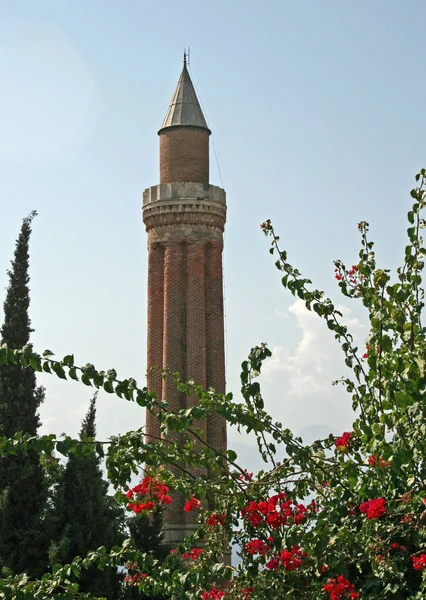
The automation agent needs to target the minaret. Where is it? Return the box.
[142,56,227,543]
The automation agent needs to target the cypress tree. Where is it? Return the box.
[0,211,47,577]
[50,394,123,598]
[120,509,169,599]
[128,509,168,561]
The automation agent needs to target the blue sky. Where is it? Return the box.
[0,1,425,468]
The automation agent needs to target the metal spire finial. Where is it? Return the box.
[183,51,187,67]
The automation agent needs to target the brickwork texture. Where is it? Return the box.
[143,112,226,541]
[159,127,210,184]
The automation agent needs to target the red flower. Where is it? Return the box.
[400,514,413,523]
[368,455,390,468]
[184,496,201,512]
[335,432,353,451]
[202,588,225,599]
[412,554,426,571]
[260,219,272,233]
[241,494,308,529]
[182,547,203,560]
[265,545,306,571]
[279,545,306,571]
[245,539,270,556]
[126,475,172,514]
[239,469,253,481]
[265,557,280,570]
[206,513,226,527]
[323,575,359,599]
[359,497,387,519]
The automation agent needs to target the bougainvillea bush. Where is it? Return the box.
[1,170,426,599]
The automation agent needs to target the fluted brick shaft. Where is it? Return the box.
[185,241,208,526]
[162,242,186,409]
[206,242,227,452]
[186,242,207,394]
[146,243,164,444]
[162,242,186,521]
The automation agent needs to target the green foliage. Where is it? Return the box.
[1,211,37,350]
[3,171,426,597]
[120,510,169,599]
[50,394,124,599]
[128,510,169,562]
[0,212,47,578]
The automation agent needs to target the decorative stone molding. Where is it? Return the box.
[142,182,226,244]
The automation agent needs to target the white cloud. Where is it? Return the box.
[257,299,366,441]
[274,307,289,318]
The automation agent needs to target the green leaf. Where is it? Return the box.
[56,438,73,456]
[63,354,74,367]
[52,363,67,380]
[226,449,237,462]
[95,443,105,458]
[69,367,79,381]
[81,372,92,386]
[103,380,114,394]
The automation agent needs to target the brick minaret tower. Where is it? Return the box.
[142,56,227,543]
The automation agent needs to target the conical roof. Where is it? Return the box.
[159,59,211,134]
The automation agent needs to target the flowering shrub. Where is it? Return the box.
[126,475,172,513]
[123,561,148,586]
[202,588,225,599]
[182,547,204,560]
[359,497,387,520]
[184,496,201,512]
[206,513,226,527]
[335,431,353,451]
[368,454,391,467]
[2,170,426,597]
[323,575,359,599]
[412,554,426,571]
[266,545,307,572]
